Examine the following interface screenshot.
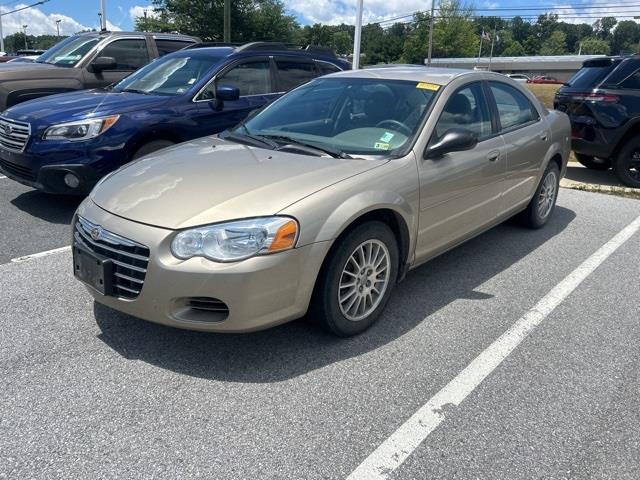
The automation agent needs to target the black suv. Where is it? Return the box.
[0,31,199,110]
[554,56,640,188]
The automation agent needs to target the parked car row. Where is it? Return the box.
[555,55,640,188]
[0,33,571,336]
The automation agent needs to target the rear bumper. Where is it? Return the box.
[571,138,615,159]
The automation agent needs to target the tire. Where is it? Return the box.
[131,140,175,160]
[613,138,640,188]
[575,153,611,170]
[517,162,560,229]
[310,221,399,337]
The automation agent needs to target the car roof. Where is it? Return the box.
[326,66,475,85]
[169,45,347,65]
[77,30,198,41]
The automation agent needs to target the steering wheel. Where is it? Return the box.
[375,119,412,137]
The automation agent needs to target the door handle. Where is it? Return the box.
[487,150,500,162]
[540,133,549,141]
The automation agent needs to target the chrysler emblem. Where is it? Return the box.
[90,226,102,241]
[2,124,12,135]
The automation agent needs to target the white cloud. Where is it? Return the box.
[129,5,159,21]
[0,4,90,36]
[285,0,433,25]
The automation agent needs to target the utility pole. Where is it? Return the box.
[488,25,497,71]
[55,19,61,39]
[427,0,436,65]
[100,0,107,30]
[353,0,363,69]
[223,0,230,42]
[22,24,28,50]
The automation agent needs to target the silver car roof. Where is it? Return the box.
[327,66,477,85]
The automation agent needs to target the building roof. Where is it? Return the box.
[426,54,606,71]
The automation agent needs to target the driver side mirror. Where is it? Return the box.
[424,128,478,159]
[89,56,117,73]
[216,85,240,102]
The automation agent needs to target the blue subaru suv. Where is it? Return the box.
[0,42,349,194]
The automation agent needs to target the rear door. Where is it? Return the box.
[83,37,151,88]
[416,81,506,261]
[487,81,549,213]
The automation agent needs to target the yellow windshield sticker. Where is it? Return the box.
[416,82,440,91]
[374,142,390,150]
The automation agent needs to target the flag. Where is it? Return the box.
[481,29,491,42]
[495,33,500,43]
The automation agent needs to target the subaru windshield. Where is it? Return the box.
[37,35,101,67]
[113,54,224,96]
[235,77,438,156]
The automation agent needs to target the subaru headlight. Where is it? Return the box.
[171,217,299,262]
[43,115,120,141]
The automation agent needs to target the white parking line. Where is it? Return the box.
[11,246,71,263]
[347,214,640,480]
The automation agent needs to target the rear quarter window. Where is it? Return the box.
[155,39,196,56]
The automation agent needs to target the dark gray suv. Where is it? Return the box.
[0,31,199,110]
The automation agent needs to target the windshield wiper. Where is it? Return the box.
[220,124,279,150]
[263,134,352,159]
[121,88,151,95]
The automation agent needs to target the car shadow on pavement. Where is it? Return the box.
[94,206,576,383]
[564,165,624,188]
[10,190,82,224]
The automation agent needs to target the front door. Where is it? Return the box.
[415,82,506,262]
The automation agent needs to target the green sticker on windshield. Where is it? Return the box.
[379,132,394,142]
[374,142,390,150]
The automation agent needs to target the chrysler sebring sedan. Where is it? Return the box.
[73,67,570,336]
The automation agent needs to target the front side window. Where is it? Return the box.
[114,54,224,96]
[434,83,492,141]
[489,82,539,131]
[37,35,100,67]
[238,78,437,156]
[216,61,272,96]
[99,39,150,70]
[275,60,317,91]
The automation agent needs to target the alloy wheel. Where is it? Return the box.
[537,170,557,219]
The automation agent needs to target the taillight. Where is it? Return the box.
[568,92,619,103]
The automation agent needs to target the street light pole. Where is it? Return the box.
[352,0,363,69]
[427,0,436,65]
[22,24,27,50]
[223,0,230,42]
[55,19,61,39]
[0,14,4,54]
[100,0,107,30]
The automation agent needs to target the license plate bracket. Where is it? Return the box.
[73,242,113,296]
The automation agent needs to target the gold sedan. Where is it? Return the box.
[72,67,571,336]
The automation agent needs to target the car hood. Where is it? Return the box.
[91,136,388,230]
[3,89,170,123]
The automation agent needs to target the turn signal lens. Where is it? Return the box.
[268,219,298,252]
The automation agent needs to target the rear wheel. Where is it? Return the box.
[517,162,560,229]
[613,138,640,189]
[575,153,611,170]
[311,221,399,337]
[132,140,175,160]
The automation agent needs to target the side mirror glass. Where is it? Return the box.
[216,85,240,102]
[90,56,117,73]
[425,128,478,159]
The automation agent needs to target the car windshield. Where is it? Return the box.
[113,54,224,96]
[36,35,101,67]
[238,78,438,156]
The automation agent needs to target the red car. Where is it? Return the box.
[527,75,563,84]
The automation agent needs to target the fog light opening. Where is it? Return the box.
[63,172,80,189]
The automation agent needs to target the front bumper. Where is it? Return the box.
[75,199,331,333]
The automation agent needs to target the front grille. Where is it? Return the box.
[74,216,150,299]
[0,117,30,152]
[0,158,34,180]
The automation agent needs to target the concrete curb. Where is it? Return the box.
[560,178,640,199]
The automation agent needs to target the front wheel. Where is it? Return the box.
[613,139,640,188]
[575,153,611,171]
[517,162,560,229]
[311,221,399,337]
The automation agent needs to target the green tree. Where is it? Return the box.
[579,37,611,55]
[332,30,352,55]
[611,20,640,54]
[539,30,567,55]
[432,0,478,58]
[401,12,431,64]
[593,16,617,40]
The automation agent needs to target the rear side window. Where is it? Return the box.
[275,60,317,91]
[217,61,272,96]
[100,39,150,70]
[489,82,539,131]
[620,69,640,90]
[155,39,195,56]
[316,61,341,75]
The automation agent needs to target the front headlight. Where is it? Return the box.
[43,115,120,141]
[171,217,299,262]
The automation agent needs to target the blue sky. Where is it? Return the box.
[1,0,638,37]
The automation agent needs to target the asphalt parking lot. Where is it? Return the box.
[1,177,640,479]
